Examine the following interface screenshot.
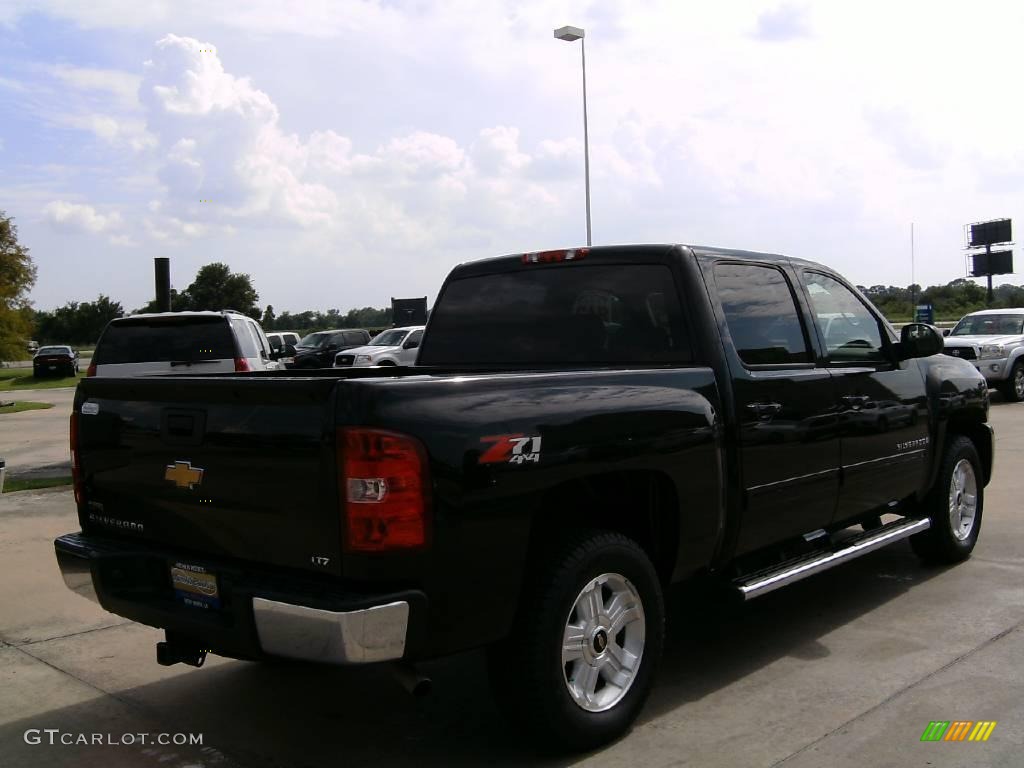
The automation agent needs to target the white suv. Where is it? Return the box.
[88,311,280,377]
[334,326,425,367]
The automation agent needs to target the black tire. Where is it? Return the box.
[910,435,983,564]
[377,360,397,366]
[999,360,1024,402]
[487,530,664,752]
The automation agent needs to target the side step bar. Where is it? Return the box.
[734,517,931,601]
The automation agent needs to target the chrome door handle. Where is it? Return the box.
[841,395,871,409]
[747,402,782,419]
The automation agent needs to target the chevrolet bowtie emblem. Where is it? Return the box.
[165,460,204,490]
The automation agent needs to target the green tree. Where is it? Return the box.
[35,294,124,345]
[181,262,260,317]
[0,211,37,361]
[261,304,276,330]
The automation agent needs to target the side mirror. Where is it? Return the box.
[898,323,944,360]
[942,329,951,337]
[403,340,420,350]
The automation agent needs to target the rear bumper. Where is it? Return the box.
[54,532,424,664]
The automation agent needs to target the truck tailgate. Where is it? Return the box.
[75,376,342,577]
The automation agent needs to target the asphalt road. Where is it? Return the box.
[0,387,74,479]
[0,400,1021,767]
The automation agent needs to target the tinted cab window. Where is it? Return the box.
[420,263,690,366]
[714,263,810,365]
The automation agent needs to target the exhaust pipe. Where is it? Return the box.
[391,662,432,697]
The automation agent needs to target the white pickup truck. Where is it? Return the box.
[943,308,1024,401]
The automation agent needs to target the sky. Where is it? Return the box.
[1,0,1022,313]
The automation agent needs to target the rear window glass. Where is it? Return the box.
[419,263,691,366]
[94,317,235,364]
[231,319,259,357]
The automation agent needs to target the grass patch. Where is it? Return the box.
[3,475,73,493]
[0,401,55,414]
[0,367,83,391]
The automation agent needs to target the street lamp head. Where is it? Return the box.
[554,25,585,42]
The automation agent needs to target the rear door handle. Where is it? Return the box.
[747,402,782,419]
[841,395,871,409]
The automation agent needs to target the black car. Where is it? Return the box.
[57,244,993,751]
[284,329,371,368]
[32,345,79,377]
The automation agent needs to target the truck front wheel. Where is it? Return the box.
[911,435,983,564]
[487,530,664,751]
[999,360,1024,402]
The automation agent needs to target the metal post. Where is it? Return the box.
[154,257,171,312]
[986,244,993,305]
[910,222,915,316]
[581,38,592,247]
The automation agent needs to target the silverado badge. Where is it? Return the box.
[165,460,204,490]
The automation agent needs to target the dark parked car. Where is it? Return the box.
[283,329,371,368]
[56,244,992,751]
[32,345,78,377]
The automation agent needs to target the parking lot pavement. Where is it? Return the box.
[0,404,1021,768]
[0,387,74,479]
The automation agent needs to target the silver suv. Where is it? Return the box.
[90,310,279,377]
[943,309,1024,401]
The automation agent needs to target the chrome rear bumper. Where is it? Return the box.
[252,597,409,663]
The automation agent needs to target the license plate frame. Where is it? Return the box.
[169,561,220,609]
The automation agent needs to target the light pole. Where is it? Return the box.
[554,25,591,246]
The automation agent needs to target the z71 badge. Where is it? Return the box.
[479,434,542,465]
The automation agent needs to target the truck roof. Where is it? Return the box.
[450,243,824,278]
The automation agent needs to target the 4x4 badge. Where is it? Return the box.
[165,460,204,490]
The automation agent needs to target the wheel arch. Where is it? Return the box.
[944,414,993,486]
[524,469,681,586]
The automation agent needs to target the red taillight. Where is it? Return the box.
[521,248,589,264]
[70,412,84,505]
[86,361,97,377]
[339,428,429,552]
[234,357,251,372]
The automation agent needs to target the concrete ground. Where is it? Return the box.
[0,402,1021,768]
[0,387,74,479]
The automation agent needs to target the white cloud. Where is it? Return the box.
[50,66,142,108]
[8,2,1024,312]
[753,5,811,41]
[43,201,122,233]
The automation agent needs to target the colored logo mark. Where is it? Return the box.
[920,721,997,742]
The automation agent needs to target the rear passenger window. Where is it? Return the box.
[344,331,366,345]
[714,264,810,366]
[231,319,259,357]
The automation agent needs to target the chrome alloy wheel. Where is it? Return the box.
[561,572,645,712]
[948,458,978,541]
[1014,366,1024,399]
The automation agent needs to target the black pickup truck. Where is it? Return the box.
[55,245,993,750]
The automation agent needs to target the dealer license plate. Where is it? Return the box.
[170,562,220,609]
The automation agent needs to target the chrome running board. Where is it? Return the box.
[733,517,931,601]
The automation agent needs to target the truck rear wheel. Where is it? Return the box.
[487,530,664,751]
[910,435,983,564]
